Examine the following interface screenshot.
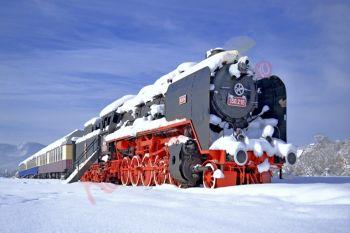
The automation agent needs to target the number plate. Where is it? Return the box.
[178,95,187,105]
[227,94,246,107]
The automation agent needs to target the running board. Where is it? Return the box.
[64,150,100,184]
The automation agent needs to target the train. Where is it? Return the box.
[18,48,297,188]
[18,130,84,178]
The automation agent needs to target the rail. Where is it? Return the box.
[73,136,100,170]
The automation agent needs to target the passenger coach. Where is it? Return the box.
[18,130,83,179]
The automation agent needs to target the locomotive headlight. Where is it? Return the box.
[233,150,248,166]
[286,152,297,165]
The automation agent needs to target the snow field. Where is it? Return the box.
[0,177,349,233]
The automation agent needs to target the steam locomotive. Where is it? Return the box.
[18,48,296,188]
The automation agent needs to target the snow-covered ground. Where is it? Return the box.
[0,177,349,233]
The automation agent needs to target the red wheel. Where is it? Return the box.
[141,156,154,186]
[120,157,131,186]
[203,162,217,189]
[81,171,90,182]
[130,156,142,186]
[86,171,92,182]
[153,156,167,186]
[91,169,97,182]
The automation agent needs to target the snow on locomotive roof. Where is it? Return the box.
[75,129,101,144]
[102,50,240,142]
[105,117,185,142]
[19,129,83,165]
[173,49,238,81]
[99,94,135,117]
[117,50,239,114]
[83,117,101,128]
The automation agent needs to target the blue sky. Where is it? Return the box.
[0,0,349,146]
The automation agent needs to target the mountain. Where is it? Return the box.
[285,135,350,176]
[0,142,45,177]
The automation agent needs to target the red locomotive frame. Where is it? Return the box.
[81,120,282,188]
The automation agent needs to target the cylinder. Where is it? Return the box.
[233,150,248,166]
[286,152,297,165]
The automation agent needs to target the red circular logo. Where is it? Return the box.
[255,61,272,78]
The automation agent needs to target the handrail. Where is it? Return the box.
[73,136,100,169]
